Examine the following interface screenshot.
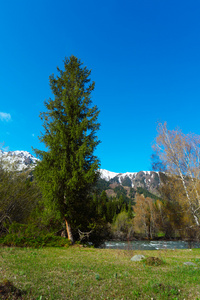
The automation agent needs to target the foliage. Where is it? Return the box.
[95,178,110,194]
[0,164,41,235]
[111,211,134,240]
[86,218,110,247]
[137,187,161,200]
[114,185,127,198]
[159,174,200,240]
[0,233,70,248]
[93,191,133,225]
[127,201,133,219]
[0,222,70,248]
[29,195,64,233]
[152,122,200,237]
[129,187,136,199]
[133,194,162,239]
[34,56,100,243]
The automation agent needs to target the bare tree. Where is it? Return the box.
[153,122,200,228]
[133,194,158,239]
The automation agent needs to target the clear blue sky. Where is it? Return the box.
[1,0,200,173]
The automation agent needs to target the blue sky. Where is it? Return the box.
[1,0,200,173]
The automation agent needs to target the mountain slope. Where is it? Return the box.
[0,150,161,196]
[99,169,160,196]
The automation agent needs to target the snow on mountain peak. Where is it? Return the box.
[99,169,119,181]
[0,150,39,171]
[99,169,143,182]
[0,150,158,193]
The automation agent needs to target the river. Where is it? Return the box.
[103,240,200,250]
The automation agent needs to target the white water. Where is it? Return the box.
[103,240,200,250]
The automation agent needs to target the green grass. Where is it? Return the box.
[0,246,200,299]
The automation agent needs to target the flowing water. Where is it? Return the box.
[103,240,200,250]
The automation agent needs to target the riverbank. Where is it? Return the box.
[1,246,200,299]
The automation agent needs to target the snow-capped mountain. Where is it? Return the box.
[0,150,39,171]
[99,169,120,181]
[0,150,161,195]
[99,169,161,196]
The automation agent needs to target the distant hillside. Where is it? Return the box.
[99,169,161,199]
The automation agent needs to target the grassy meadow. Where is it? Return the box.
[0,246,200,299]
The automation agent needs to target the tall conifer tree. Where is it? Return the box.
[34,56,100,243]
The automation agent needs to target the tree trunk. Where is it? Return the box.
[64,217,74,244]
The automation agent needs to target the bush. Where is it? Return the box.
[111,211,134,240]
[0,167,41,233]
[0,222,71,248]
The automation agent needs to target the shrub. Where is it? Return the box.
[0,222,71,248]
[111,211,134,240]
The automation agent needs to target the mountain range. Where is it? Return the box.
[0,150,161,197]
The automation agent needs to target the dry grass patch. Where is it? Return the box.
[144,256,165,266]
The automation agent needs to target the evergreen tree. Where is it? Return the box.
[127,201,133,219]
[34,56,100,243]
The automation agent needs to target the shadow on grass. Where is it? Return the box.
[0,280,26,299]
